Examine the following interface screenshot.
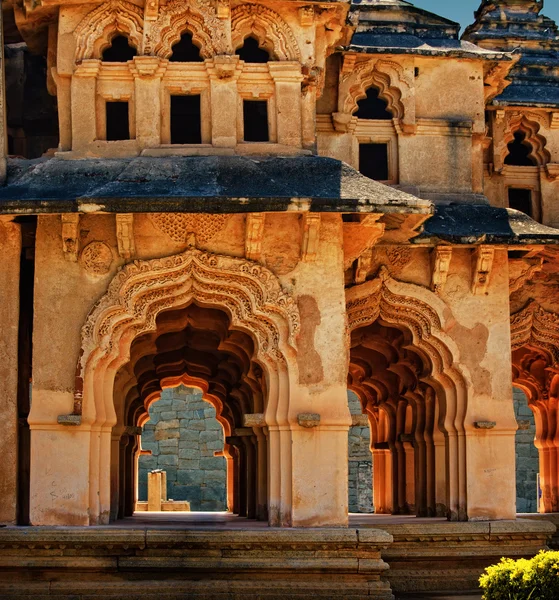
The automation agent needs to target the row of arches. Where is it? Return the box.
[101,32,272,64]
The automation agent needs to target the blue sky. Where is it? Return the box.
[412,1,559,32]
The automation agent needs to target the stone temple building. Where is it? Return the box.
[1,0,559,597]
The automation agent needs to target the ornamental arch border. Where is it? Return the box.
[346,268,470,519]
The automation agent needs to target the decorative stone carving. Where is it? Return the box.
[509,258,543,294]
[74,0,144,61]
[511,301,559,362]
[149,214,230,245]
[471,246,494,296]
[301,214,320,262]
[145,0,227,59]
[495,113,551,169]
[61,214,80,262]
[340,58,415,133]
[116,214,135,260]
[354,250,373,285]
[431,246,452,293]
[245,214,265,261]
[81,241,114,276]
[231,4,301,61]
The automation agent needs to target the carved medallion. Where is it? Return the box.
[149,214,230,244]
[81,242,113,276]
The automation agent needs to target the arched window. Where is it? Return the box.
[355,87,393,120]
[505,131,537,166]
[235,37,269,63]
[169,32,203,62]
[102,35,137,62]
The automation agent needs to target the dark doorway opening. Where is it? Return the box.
[171,95,202,144]
[170,32,203,62]
[505,131,537,166]
[508,188,533,217]
[359,143,389,180]
[243,100,269,142]
[356,88,393,120]
[106,102,130,141]
[236,37,270,63]
[102,36,137,62]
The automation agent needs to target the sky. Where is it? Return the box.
[411,1,559,32]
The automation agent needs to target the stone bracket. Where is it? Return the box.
[57,414,82,426]
[301,213,321,262]
[474,421,497,430]
[116,214,135,260]
[297,413,321,428]
[472,245,495,296]
[431,246,452,294]
[61,214,80,262]
[354,249,373,285]
[245,214,265,261]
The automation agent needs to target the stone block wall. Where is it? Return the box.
[348,391,374,513]
[514,387,539,513]
[139,386,227,511]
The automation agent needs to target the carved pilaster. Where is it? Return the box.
[472,245,495,296]
[301,214,320,262]
[61,214,80,262]
[431,246,452,294]
[245,214,265,261]
[354,249,373,285]
[116,214,135,260]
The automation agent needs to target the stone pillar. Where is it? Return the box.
[130,57,167,149]
[207,57,242,148]
[0,219,21,525]
[269,63,303,148]
[71,61,100,150]
[286,214,351,527]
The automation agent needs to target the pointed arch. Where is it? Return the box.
[346,268,470,520]
[231,4,301,61]
[74,0,144,62]
[504,114,551,167]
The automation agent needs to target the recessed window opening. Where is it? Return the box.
[236,36,270,63]
[359,143,389,180]
[170,95,202,144]
[106,101,130,141]
[169,32,203,62]
[508,188,533,217]
[355,87,393,120]
[243,100,269,142]
[102,35,137,62]
[505,131,537,166]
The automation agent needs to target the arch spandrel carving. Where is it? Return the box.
[74,0,144,62]
[511,300,559,362]
[339,59,416,133]
[231,4,301,61]
[144,0,227,58]
[503,113,551,167]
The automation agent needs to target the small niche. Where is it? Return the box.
[505,131,537,166]
[508,188,533,217]
[236,37,270,63]
[102,36,137,62]
[359,143,389,181]
[170,32,203,62]
[106,101,130,141]
[170,95,202,144]
[243,100,269,142]
[355,88,393,120]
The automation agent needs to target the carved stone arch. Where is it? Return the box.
[346,268,470,519]
[146,0,227,58]
[511,300,559,512]
[231,4,301,61]
[74,0,144,62]
[503,113,551,167]
[341,59,415,132]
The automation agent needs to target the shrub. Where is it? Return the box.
[479,551,559,599]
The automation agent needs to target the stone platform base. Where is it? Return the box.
[0,519,553,599]
[0,527,394,600]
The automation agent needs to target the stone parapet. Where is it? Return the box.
[0,527,394,599]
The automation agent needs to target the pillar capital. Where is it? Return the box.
[74,60,101,78]
[206,55,243,81]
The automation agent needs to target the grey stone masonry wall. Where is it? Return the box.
[348,391,374,513]
[514,387,539,513]
[138,385,227,511]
